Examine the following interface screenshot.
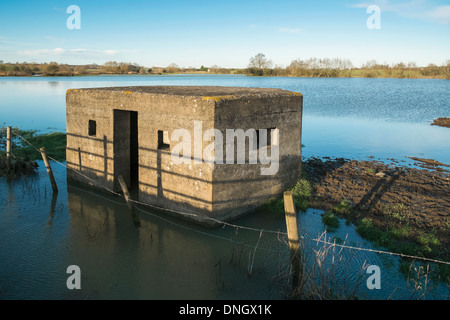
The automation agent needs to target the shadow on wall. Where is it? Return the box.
[67,129,300,226]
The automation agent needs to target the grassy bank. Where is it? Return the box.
[0,127,66,178]
[0,127,66,162]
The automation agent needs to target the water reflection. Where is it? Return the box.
[48,81,59,87]
[0,162,449,299]
[46,193,58,227]
[65,184,278,299]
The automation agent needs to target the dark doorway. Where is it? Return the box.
[113,110,139,198]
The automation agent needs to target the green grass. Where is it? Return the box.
[356,218,445,260]
[384,204,411,222]
[264,171,313,214]
[390,225,412,239]
[264,196,285,214]
[417,232,441,255]
[322,211,340,230]
[0,127,66,162]
[356,218,382,242]
[332,199,352,215]
[291,177,313,211]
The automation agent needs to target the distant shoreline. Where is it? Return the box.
[0,72,448,80]
[1,60,449,79]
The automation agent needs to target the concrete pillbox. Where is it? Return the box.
[66,86,302,225]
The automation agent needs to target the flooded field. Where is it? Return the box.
[1,162,449,299]
[0,75,449,299]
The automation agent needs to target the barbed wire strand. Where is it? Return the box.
[9,129,450,267]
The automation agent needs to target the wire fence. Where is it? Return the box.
[4,127,450,268]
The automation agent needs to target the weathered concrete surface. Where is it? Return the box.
[66,86,303,225]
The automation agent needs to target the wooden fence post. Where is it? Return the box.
[40,147,58,194]
[284,191,302,287]
[118,175,133,211]
[47,192,58,226]
[118,175,140,226]
[6,126,11,164]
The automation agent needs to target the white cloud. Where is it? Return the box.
[104,49,118,55]
[349,0,450,24]
[53,47,66,54]
[278,27,302,34]
[18,48,118,57]
[425,5,450,24]
[45,35,67,43]
[18,48,50,56]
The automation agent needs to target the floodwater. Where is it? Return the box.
[0,75,449,300]
[1,75,449,163]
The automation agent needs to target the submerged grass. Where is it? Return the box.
[281,230,449,300]
[355,218,443,259]
[321,211,340,230]
[355,217,449,281]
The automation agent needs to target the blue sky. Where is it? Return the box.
[0,0,449,68]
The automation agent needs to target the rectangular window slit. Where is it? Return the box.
[158,130,170,150]
[88,120,97,136]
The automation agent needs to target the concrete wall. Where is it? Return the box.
[66,86,302,225]
[211,94,302,221]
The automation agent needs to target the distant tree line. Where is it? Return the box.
[242,53,450,79]
[0,61,234,76]
[1,56,449,79]
[0,62,74,76]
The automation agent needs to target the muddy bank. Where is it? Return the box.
[407,157,450,172]
[431,117,450,128]
[303,157,450,247]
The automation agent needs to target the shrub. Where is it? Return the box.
[264,172,313,214]
[332,199,352,215]
[322,211,339,230]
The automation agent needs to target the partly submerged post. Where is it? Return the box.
[118,175,140,226]
[6,126,11,163]
[40,147,58,194]
[47,192,58,226]
[284,191,302,287]
[118,175,133,211]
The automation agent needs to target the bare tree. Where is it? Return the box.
[166,63,179,73]
[248,53,272,69]
[210,64,219,73]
